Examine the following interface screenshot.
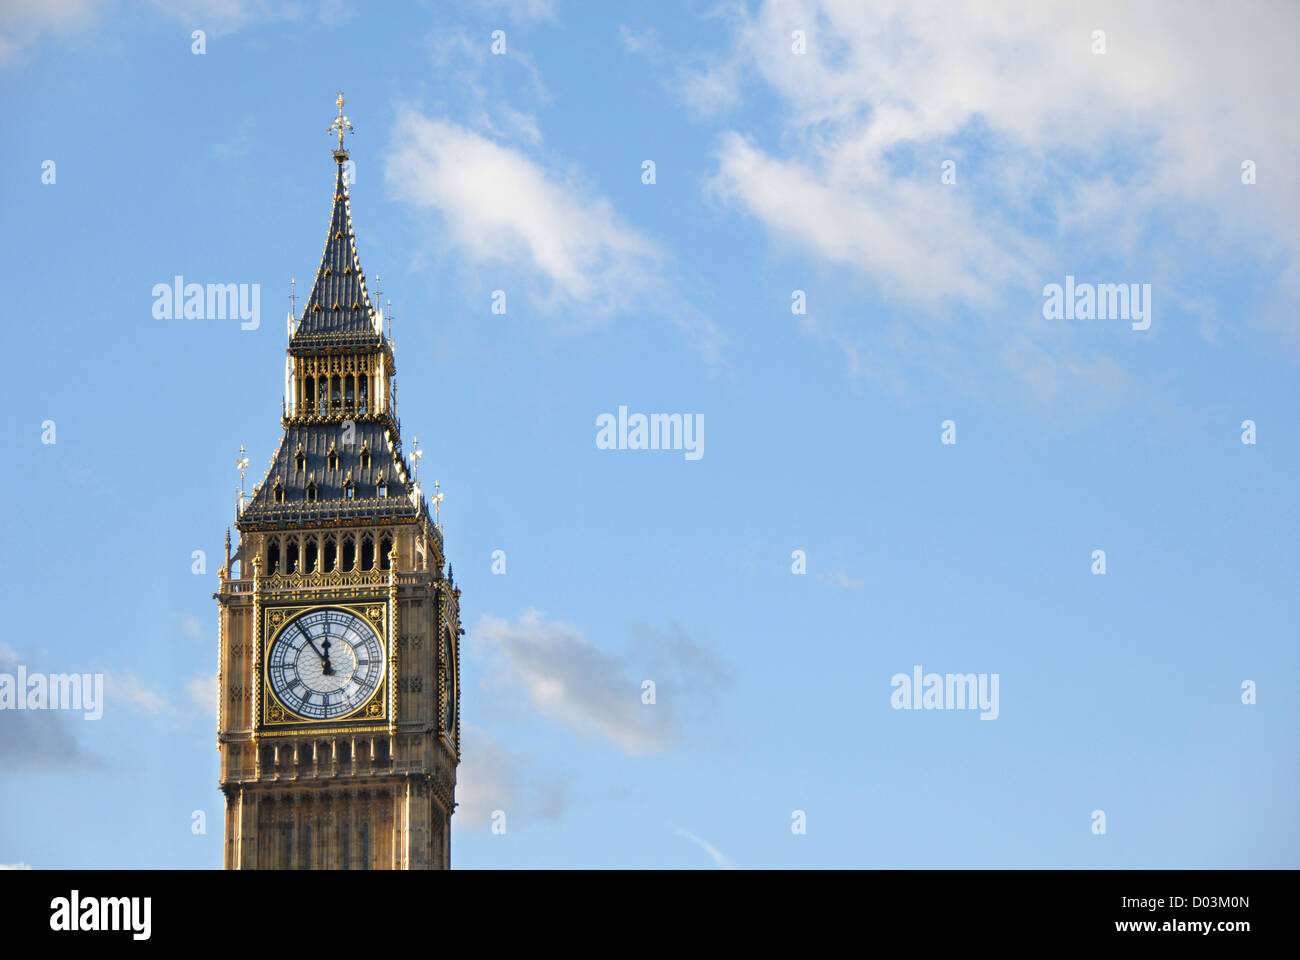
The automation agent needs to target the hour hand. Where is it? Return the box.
[321,638,334,676]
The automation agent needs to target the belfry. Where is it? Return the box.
[214,94,461,870]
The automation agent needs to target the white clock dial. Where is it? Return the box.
[267,608,384,721]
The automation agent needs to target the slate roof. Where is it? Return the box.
[289,159,383,352]
[239,421,424,527]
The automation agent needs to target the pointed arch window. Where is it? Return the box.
[376,477,388,498]
[327,448,339,471]
[360,446,371,470]
[295,449,306,472]
[343,479,354,500]
[274,481,285,504]
[306,482,318,503]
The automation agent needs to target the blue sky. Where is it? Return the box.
[1,0,1296,869]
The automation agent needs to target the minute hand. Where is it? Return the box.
[303,632,328,665]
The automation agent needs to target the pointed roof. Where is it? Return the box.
[289,158,383,351]
[237,421,427,529]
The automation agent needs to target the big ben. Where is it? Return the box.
[214,94,461,870]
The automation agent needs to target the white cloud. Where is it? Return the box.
[386,108,726,363]
[0,863,33,870]
[710,131,1042,307]
[697,0,1300,385]
[386,111,662,316]
[471,610,731,755]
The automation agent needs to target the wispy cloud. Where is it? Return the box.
[386,110,662,316]
[473,0,557,23]
[185,673,218,719]
[103,672,169,715]
[817,568,864,591]
[691,0,1300,394]
[471,610,733,755]
[0,0,103,67]
[144,0,305,37]
[455,725,565,828]
[180,615,204,643]
[676,828,735,869]
[0,710,101,773]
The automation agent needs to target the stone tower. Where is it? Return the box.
[214,94,461,870]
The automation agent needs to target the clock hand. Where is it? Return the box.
[321,637,334,676]
[305,636,328,664]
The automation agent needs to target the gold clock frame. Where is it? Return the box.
[259,600,388,732]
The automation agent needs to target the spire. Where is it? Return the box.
[329,90,353,160]
[238,95,431,534]
[289,92,381,351]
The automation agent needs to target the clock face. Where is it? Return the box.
[267,608,384,721]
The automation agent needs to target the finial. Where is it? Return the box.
[411,436,422,481]
[431,479,444,530]
[328,90,354,159]
[236,445,250,510]
[288,276,296,320]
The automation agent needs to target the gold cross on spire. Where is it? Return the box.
[328,91,354,154]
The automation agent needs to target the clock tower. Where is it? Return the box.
[215,94,461,870]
